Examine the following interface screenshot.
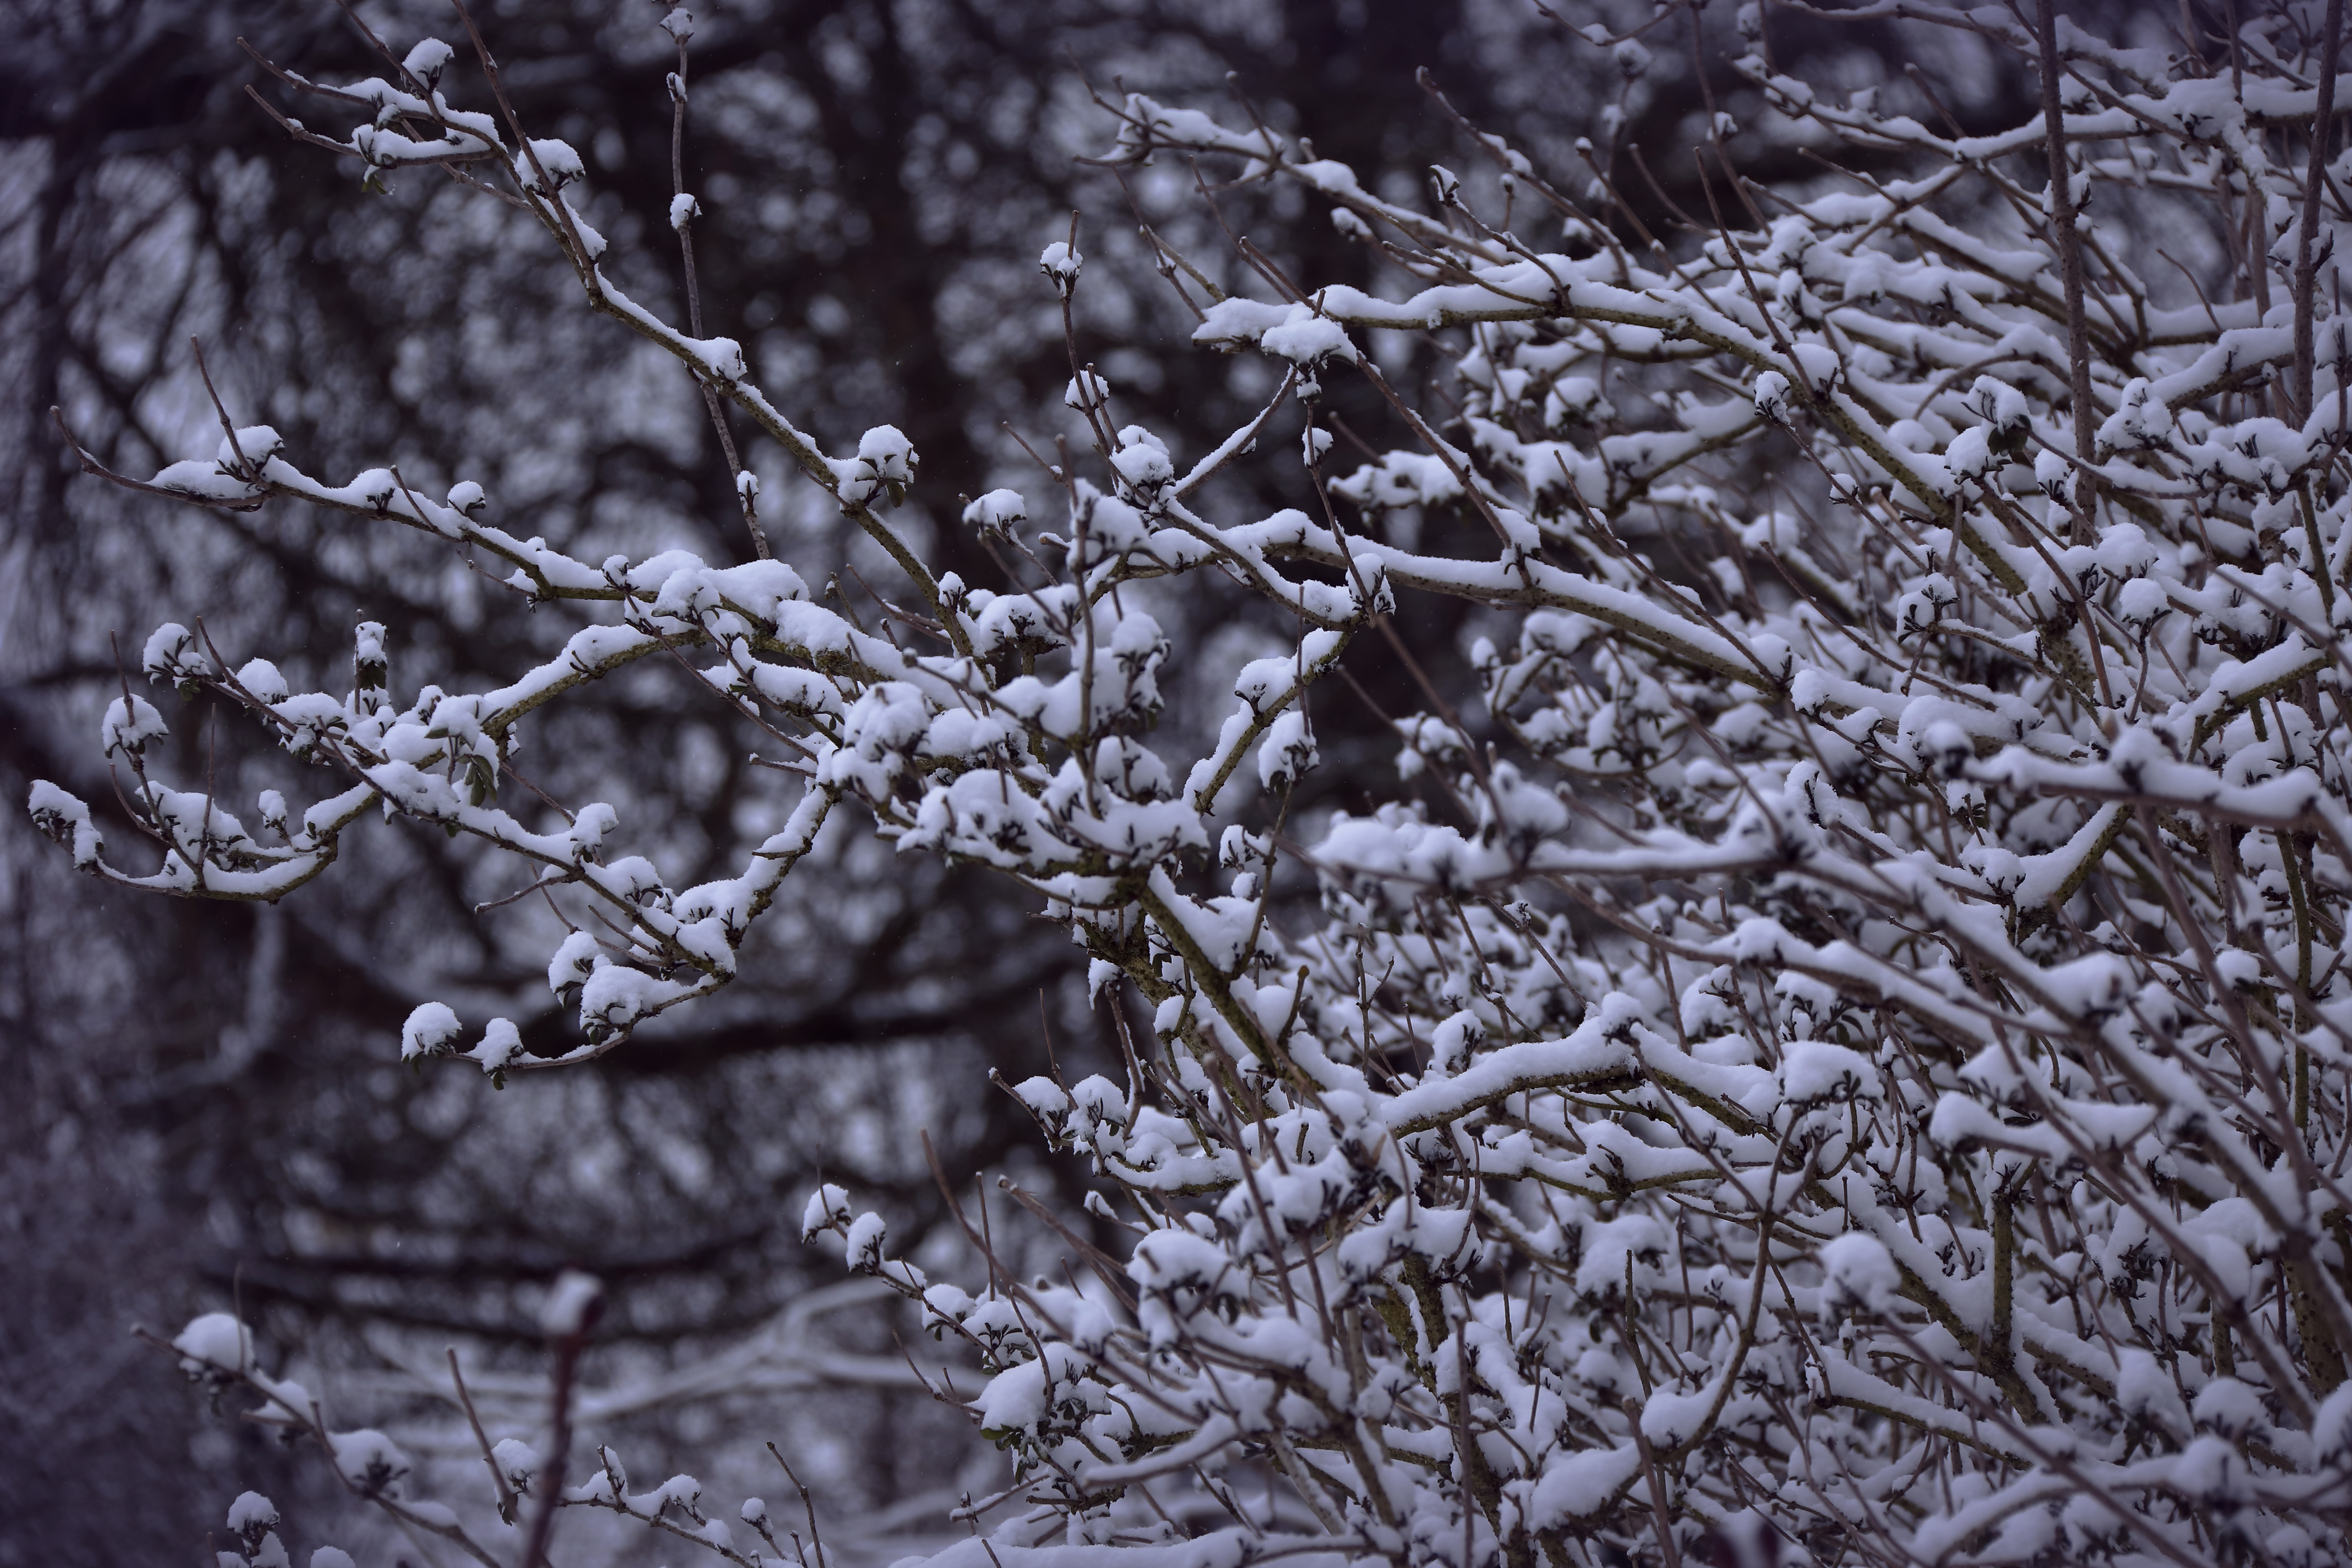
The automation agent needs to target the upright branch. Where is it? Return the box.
[2034,0,2098,540]
[2297,0,2347,420]
[657,2,769,561]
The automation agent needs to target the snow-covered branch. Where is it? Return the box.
[66,1,2352,1563]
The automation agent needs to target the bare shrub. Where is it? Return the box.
[39,2,2352,1564]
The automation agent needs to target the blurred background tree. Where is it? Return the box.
[0,0,2096,1557]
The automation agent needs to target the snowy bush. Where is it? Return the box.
[40,1,2352,1563]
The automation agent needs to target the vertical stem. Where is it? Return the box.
[1991,1176,2018,1403]
[2036,0,2098,544]
[2298,1038,2314,1134]
[2290,1253,2351,1393]
[447,1349,518,1523]
[520,1332,584,1568]
[661,6,770,561]
[2302,483,2337,617]
[1626,1406,1685,1568]
[2295,0,2346,419]
[2298,0,2346,619]
[2281,827,2316,1131]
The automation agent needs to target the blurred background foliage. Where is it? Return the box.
[0,0,2134,1558]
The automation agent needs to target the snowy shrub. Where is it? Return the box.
[40,1,2352,1563]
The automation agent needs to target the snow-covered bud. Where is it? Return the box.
[800,1182,853,1241]
[962,488,1027,539]
[1544,375,1612,431]
[352,620,388,704]
[216,425,284,476]
[2326,315,2352,375]
[29,783,101,869]
[225,1494,281,1547]
[467,1018,526,1078]
[143,621,213,696]
[1111,426,1174,498]
[492,1438,541,1497]
[329,1429,412,1499]
[548,931,599,1008]
[936,570,969,616]
[540,1270,603,1338]
[226,1493,281,1558]
[1818,1232,1900,1316]
[2267,222,2330,274]
[1065,369,1111,414]
[2313,1384,2352,1466]
[1038,240,1082,296]
[567,802,618,864]
[171,1312,254,1387]
[844,1210,889,1272]
[1752,371,1792,421]
[102,694,168,759]
[234,658,290,705]
[2096,377,2173,453]
[1259,305,1354,369]
[1943,426,1994,481]
[839,425,917,506]
[1920,720,1973,778]
[2113,576,2171,633]
[1219,824,1272,872]
[512,138,586,196]
[2193,1379,2267,1439]
[2033,447,2075,505]
[1964,374,2029,434]
[401,37,454,91]
[1897,573,1959,638]
[1258,709,1318,792]
[400,1001,463,1062]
